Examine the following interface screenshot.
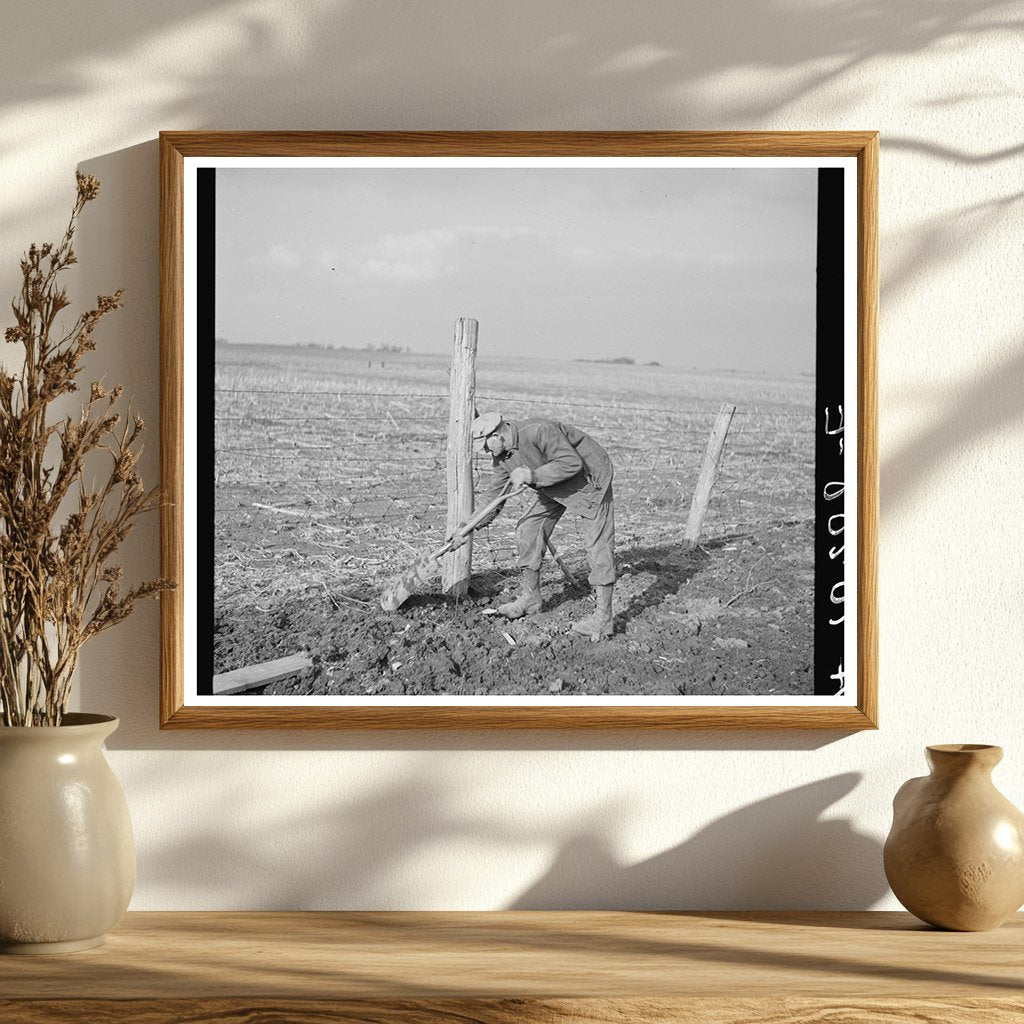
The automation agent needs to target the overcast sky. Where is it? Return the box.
[215,166,817,372]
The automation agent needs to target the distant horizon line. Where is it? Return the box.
[214,338,813,379]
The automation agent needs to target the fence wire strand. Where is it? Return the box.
[214,381,814,609]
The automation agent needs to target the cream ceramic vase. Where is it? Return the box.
[884,744,1024,931]
[0,713,135,953]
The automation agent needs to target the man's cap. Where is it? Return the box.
[471,411,503,450]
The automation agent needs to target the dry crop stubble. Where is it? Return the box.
[212,345,814,696]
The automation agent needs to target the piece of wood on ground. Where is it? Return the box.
[212,654,313,695]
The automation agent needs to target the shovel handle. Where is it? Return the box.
[432,482,528,560]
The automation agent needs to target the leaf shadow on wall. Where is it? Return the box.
[881,336,1024,513]
[1,0,1019,247]
[882,192,1023,315]
[125,759,1023,991]
[128,762,886,911]
[3,0,1016,131]
[511,773,887,910]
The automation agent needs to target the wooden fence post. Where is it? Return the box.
[684,403,736,550]
[442,318,478,596]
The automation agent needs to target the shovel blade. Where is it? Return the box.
[380,581,412,612]
[380,550,441,611]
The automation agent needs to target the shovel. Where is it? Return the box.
[380,483,528,611]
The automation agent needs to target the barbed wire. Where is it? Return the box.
[214,385,814,604]
[214,387,814,420]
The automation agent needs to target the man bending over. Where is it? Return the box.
[467,411,616,638]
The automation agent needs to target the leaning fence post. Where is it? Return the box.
[684,403,737,550]
[442,317,478,596]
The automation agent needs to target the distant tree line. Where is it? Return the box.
[573,356,661,367]
[215,337,412,354]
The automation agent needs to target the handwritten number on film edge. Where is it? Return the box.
[823,405,845,695]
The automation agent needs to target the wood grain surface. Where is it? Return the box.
[4,997,1023,1024]
[857,133,880,731]
[159,130,878,158]
[158,130,880,731]
[159,132,185,731]
[1,912,1020,1017]
[159,703,879,730]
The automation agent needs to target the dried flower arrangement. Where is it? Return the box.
[0,174,172,726]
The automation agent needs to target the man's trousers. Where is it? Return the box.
[515,485,615,586]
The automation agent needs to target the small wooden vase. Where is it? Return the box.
[884,744,1024,930]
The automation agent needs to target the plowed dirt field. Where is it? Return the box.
[214,346,815,697]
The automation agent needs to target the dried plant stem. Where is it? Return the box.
[0,174,173,726]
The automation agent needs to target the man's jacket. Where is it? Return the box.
[479,419,613,522]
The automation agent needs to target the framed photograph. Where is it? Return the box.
[159,131,877,729]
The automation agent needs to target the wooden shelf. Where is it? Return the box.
[1,911,1021,1022]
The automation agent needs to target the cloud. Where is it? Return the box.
[567,241,801,270]
[355,225,544,283]
[357,257,451,282]
[356,228,454,282]
[255,243,301,268]
[569,246,615,266]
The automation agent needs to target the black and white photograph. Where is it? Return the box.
[161,134,876,727]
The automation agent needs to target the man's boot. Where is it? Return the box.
[572,584,614,638]
[497,569,543,618]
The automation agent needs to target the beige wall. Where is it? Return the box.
[2,1,1021,909]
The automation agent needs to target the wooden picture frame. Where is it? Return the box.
[159,131,877,730]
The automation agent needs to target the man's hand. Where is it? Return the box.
[509,467,534,488]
